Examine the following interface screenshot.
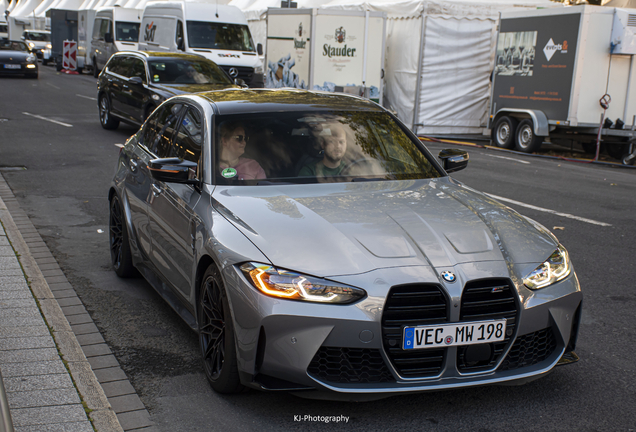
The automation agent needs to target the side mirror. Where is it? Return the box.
[104,32,113,43]
[148,158,199,184]
[129,76,143,85]
[177,37,185,51]
[438,149,469,173]
[257,43,263,56]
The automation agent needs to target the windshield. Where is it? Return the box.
[186,21,254,51]
[214,111,442,184]
[0,40,28,51]
[148,59,232,84]
[0,25,8,33]
[115,22,139,42]
[24,32,50,41]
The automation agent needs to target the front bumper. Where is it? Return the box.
[224,262,582,399]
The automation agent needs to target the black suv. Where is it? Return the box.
[97,51,236,130]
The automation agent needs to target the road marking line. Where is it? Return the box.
[47,82,60,89]
[488,154,531,164]
[76,94,97,101]
[22,112,73,128]
[487,194,612,227]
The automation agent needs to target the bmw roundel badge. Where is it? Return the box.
[441,271,456,283]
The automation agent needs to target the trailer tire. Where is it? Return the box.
[605,142,630,160]
[515,119,543,153]
[492,116,517,149]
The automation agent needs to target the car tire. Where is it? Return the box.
[99,94,120,130]
[492,116,517,149]
[93,58,99,78]
[198,265,244,394]
[109,195,137,278]
[515,119,543,153]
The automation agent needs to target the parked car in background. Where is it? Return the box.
[0,40,38,78]
[108,89,582,400]
[97,51,236,130]
[21,30,51,64]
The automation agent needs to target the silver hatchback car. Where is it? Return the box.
[109,89,582,400]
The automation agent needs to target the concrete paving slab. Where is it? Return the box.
[0,298,37,309]
[43,276,70,285]
[0,276,28,287]
[66,314,93,325]
[92,367,128,384]
[107,394,145,414]
[3,373,74,393]
[87,355,120,370]
[10,404,89,427]
[39,299,73,332]
[0,290,34,299]
[0,246,15,257]
[0,316,43,327]
[16,421,94,432]
[56,296,83,307]
[0,308,41,319]
[70,323,100,335]
[52,289,78,299]
[100,380,136,398]
[0,257,21,269]
[0,269,24,277]
[40,269,65,278]
[48,282,74,292]
[61,305,89,316]
[81,344,111,358]
[0,324,50,338]
[0,360,68,378]
[36,263,62,271]
[116,409,153,430]
[0,348,60,363]
[7,388,82,409]
[75,333,105,346]
[0,336,55,351]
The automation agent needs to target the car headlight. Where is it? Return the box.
[28,42,34,48]
[254,65,263,74]
[26,53,36,62]
[240,262,366,304]
[46,43,52,49]
[523,245,572,290]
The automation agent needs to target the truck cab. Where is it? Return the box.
[138,1,263,87]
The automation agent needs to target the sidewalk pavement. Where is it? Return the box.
[0,175,152,432]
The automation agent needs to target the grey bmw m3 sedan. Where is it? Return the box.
[109,89,582,400]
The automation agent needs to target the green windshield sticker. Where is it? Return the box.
[222,168,237,178]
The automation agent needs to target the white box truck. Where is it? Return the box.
[138,1,264,87]
[265,8,386,103]
[90,7,142,76]
[489,5,636,163]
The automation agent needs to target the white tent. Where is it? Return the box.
[6,0,21,14]
[10,0,40,16]
[234,0,562,134]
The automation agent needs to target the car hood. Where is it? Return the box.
[0,51,28,61]
[151,83,238,97]
[212,178,558,277]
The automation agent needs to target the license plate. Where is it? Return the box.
[3,64,21,69]
[403,319,507,350]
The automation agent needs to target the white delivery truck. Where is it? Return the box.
[78,9,96,73]
[265,8,386,103]
[489,5,636,163]
[138,1,264,87]
[91,6,141,77]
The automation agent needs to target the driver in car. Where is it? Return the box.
[299,124,347,177]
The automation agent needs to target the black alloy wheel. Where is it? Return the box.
[492,116,518,149]
[198,265,243,394]
[109,195,137,278]
[99,94,119,130]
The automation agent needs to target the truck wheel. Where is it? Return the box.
[515,119,543,153]
[605,142,630,160]
[492,116,517,149]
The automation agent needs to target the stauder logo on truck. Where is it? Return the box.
[323,26,356,58]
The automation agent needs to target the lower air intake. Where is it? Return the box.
[498,327,557,371]
[307,347,394,384]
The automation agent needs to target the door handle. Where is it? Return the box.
[129,159,138,172]
[152,184,162,196]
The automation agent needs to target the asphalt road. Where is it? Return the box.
[1,65,635,432]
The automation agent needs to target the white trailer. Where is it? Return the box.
[489,5,636,163]
[265,7,386,103]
